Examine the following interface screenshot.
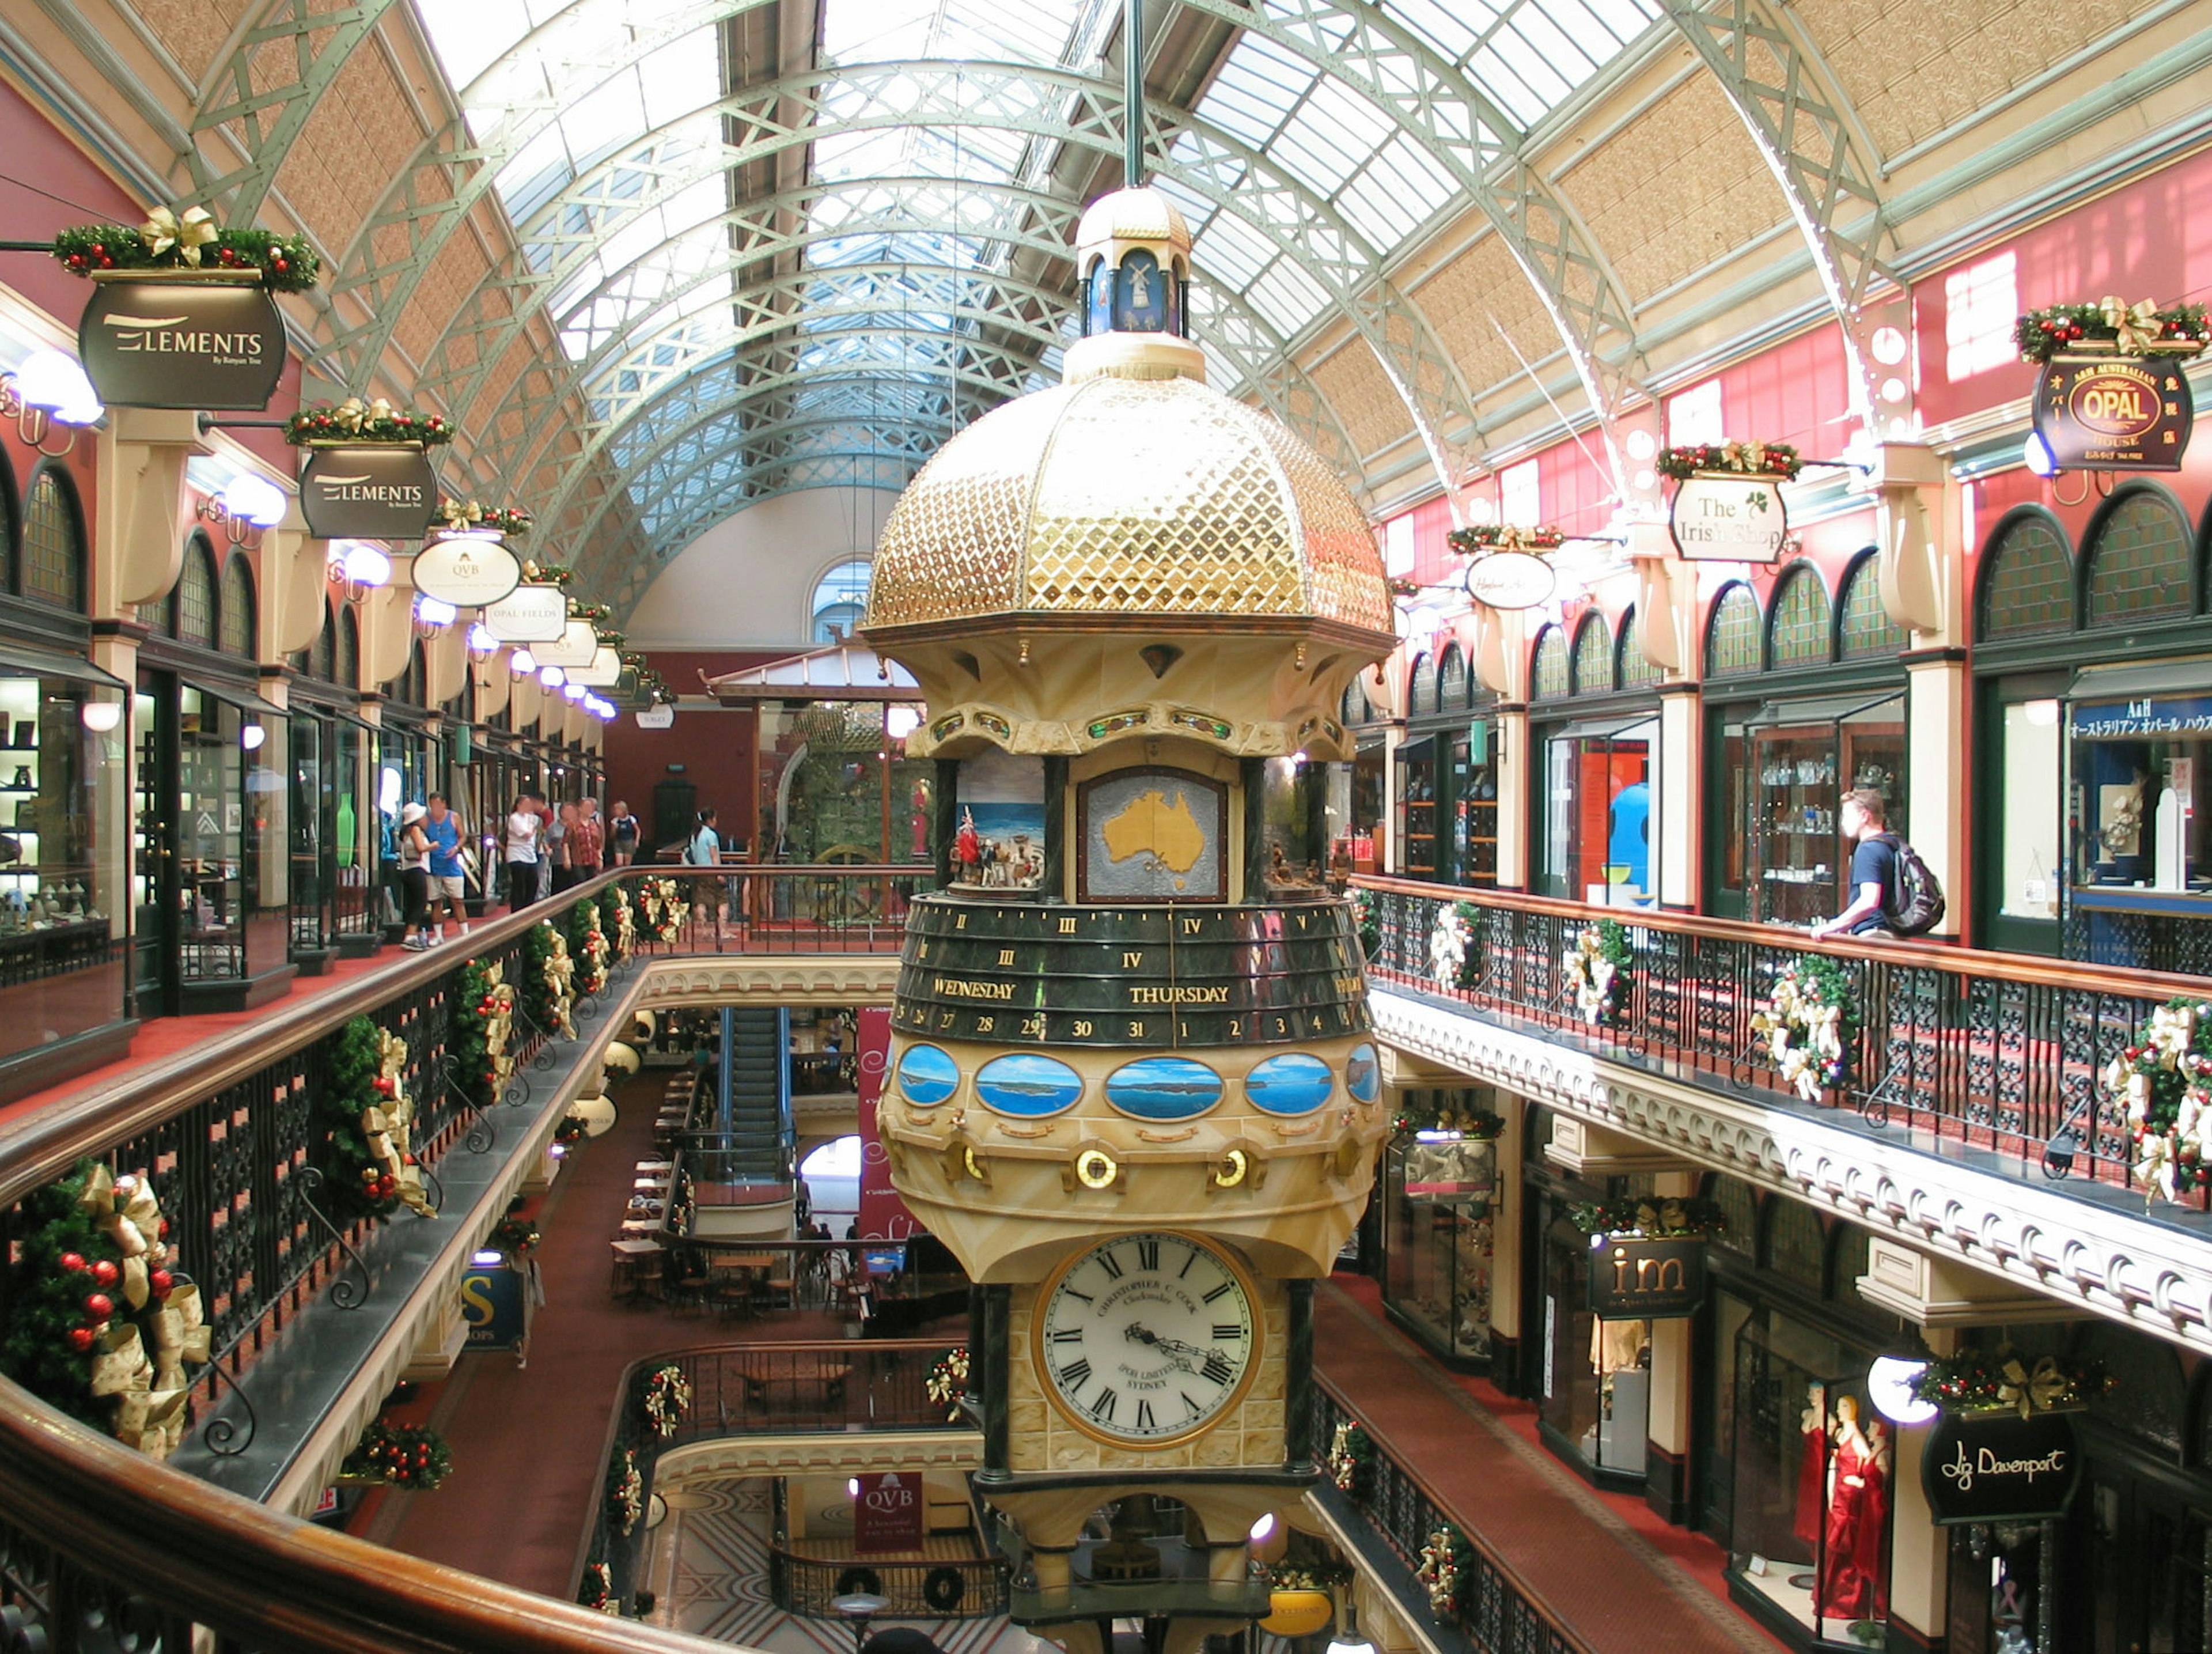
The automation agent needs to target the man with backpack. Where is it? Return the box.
[1809,788,1944,941]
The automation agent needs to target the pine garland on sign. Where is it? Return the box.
[1569,1195,1727,1239]
[1655,441,1802,481]
[52,211,320,290]
[433,497,531,536]
[1907,1345,2111,1418]
[2014,298,2209,364]
[340,1420,451,1490]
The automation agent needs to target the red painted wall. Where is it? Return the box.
[598,649,786,855]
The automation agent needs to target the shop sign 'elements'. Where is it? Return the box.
[2032,355,2194,472]
[77,277,285,411]
[298,445,437,540]
[411,535,522,608]
[1669,473,1790,563]
[481,585,569,643]
[1922,1410,2081,1526]
[1585,1235,1707,1319]
[1463,550,1556,611]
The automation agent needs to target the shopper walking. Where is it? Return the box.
[609,799,640,866]
[570,797,605,884]
[685,806,726,926]
[422,793,469,943]
[504,792,543,910]
[547,800,578,894]
[396,803,433,949]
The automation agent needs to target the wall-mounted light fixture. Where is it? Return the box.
[414,594,459,638]
[0,349,102,455]
[328,541,392,605]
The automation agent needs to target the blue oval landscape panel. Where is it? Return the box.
[1105,1056,1224,1121]
[1346,1043,1381,1105]
[974,1053,1085,1117]
[896,1043,960,1107]
[1245,1052,1334,1115]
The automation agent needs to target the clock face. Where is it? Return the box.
[1034,1232,1259,1445]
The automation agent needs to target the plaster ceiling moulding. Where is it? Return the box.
[481,584,569,642]
[533,618,603,668]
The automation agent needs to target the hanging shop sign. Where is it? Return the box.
[1463,550,1556,611]
[458,1262,529,1352]
[1922,1410,2081,1526]
[853,1471,923,1555]
[2074,695,2212,740]
[77,274,285,410]
[2032,354,2194,472]
[1586,1235,1707,1319]
[410,533,523,608]
[1668,473,1790,563]
[298,445,438,540]
[481,584,569,643]
[532,619,603,669]
[570,646,624,688]
[634,705,675,729]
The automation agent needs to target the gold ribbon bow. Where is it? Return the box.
[1996,1354,2073,1419]
[331,396,397,435]
[1722,440,1767,473]
[438,496,489,532]
[2100,295,2162,355]
[140,204,217,264]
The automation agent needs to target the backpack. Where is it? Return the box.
[1877,833,1945,936]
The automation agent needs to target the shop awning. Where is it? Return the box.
[2070,657,2212,703]
[0,639,126,691]
[1395,735,1435,764]
[1554,711,1658,741]
[1745,689,1902,729]
[187,679,287,720]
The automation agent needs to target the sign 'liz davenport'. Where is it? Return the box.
[1921,1410,2082,1526]
[77,279,286,411]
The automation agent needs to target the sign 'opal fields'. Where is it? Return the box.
[76,276,285,410]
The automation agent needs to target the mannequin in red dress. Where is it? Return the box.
[1816,1398,1891,1620]
[1793,1383,1827,1549]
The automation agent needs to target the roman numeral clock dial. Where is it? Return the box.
[1034,1232,1259,1445]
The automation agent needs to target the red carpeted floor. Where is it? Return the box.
[1317,1274,1785,1654]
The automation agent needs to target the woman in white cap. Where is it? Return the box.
[396,802,434,951]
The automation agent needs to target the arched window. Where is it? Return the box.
[0,461,17,595]
[1616,605,1662,690]
[1408,651,1438,716]
[1836,552,1908,658]
[1570,611,1613,695]
[397,639,426,706]
[2084,488,2191,625]
[1340,676,1373,726]
[811,559,872,644]
[219,554,256,658]
[306,608,335,683]
[1767,565,1832,668]
[176,535,219,649]
[336,608,360,691]
[1977,512,2074,641]
[1437,644,1467,710]
[1531,624,1569,699]
[21,465,85,612]
[1706,583,1760,678]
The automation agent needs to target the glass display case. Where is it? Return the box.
[1739,695,1906,926]
[1396,737,1436,879]
[1447,728,1499,887]
[1381,1111,1498,1366]
[2066,687,2212,963]
[1537,714,1656,903]
[1541,1212,1651,1485]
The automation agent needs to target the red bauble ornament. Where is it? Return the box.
[90,243,104,255]
[66,1326,96,1353]
[150,1269,174,1297]
[84,1293,113,1320]
[374,1077,395,1096]
[59,1251,86,1273]
[90,1259,119,1286]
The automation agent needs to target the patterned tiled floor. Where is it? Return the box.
[641,1480,1058,1654]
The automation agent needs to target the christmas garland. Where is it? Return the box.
[567,898,612,998]
[519,561,573,586]
[341,1420,451,1490]
[1427,901,1485,992]
[1751,955,1858,1101]
[1391,1097,1503,1138]
[607,1447,644,1536]
[314,1018,433,1223]
[1907,1345,2110,1419]
[489,1212,540,1258]
[600,884,636,962]
[1350,888,1381,962]
[1270,1562,1354,1589]
[2101,996,2212,1204]
[452,959,518,1116]
[283,398,453,446]
[578,1561,617,1614]
[553,1112,589,1150]
[926,1346,971,1423]
[2014,298,2210,364]
[1562,919,1631,1026]
[638,877,685,943]
[1327,1421,1375,1499]
[522,921,577,1040]
[0,1160,209,1458]
[433,497,531,537]
[1654,441,1802,482]
[52,210,320,291]
[1569,1195,1727,1239]
[1446,523,1565,556]
[1415,1524,1474,1619]
[641,1364,691,1439]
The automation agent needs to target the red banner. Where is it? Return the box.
[853,1470,923,1555]
[855,1008,922,1241]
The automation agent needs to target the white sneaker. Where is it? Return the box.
[402,936,430,952]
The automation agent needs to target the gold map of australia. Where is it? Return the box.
[1100,788,1207,879]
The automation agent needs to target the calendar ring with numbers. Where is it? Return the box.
[1032,1231,1260,1447]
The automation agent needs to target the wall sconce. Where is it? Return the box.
[466,622,498,663]
[328,541,391,605]
[198,474,288,547]
[510,648,537,676]
[0,349,103,456]
[562,682,586,702]
[538,664,566,690]
[414,595,458,638]
[240,721,266,752]
[79,699,123,735]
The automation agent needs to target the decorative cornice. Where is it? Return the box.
[1370,987,2212,1356]
[636,957,901,1006]
[656,1429,982,1490]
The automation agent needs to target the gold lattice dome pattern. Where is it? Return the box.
[1074,185,1191,253]
[865,375,1391,634]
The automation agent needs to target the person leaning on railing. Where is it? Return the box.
[1808,789,1900,943]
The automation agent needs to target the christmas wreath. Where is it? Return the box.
[52,209,320,290]
[1327,1421,1375,1499]
[1415,1523,1473,1619]
[488,1212,540,1258]
[1654,441,1802,482]
[599,884,637,962]
[433,497,531,536]
[578,1561,618,1614]
[1427,900,1484,991]
[341,1420,451,1490]
[315,1017,433,1223]
[2102,997,2212,1204]
[607,1447,645,1535]
[1562,919,1631,1025]
[0,1160,209,1458]
[638,877,685,944]
[282,398,452,446]
[641,1364,691,1439]
[1751,955,1858,1101]
[553,1111,589,1148]
[452,959,518,1115]
[1907,1345,2110,1419]
[1391,1097,1503,1138]
[567,898,612,997]
[2014,297,2210,364]
[926,1346,971,1423]
[1569,1195,1726,1240]
[1446,523,1565,556]
[523,921,577,1040]
[1350,888,1381,962]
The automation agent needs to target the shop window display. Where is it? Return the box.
[1727,694,1905,926]
[756,698,932,882]
[1539,716,1654,904]
[1380,1092,1498,1365]
[1541,1215,1650,1482]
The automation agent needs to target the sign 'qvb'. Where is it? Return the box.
[1586,1235,1707,1320]
[1922,1410,2081,1526]
[1669,474,1789,563]
[298,445,437,540]
[2033,354,2194,472]
[78,275,286,411]
[411,534,523,608]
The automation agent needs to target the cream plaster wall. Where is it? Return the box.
[626,488,900,648]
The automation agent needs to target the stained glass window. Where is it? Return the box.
[1706,584,1760,678]
[219,555,256,659]
[2085,490,2191,624]
[1409,651,1438,716]
[1342,677,1373,725]
[1531,625,1568,699]
[307,612,335,683]
[21,467,84,612]
[1977,514,2074,641]
[1570,613,1612,695]
[1438,644,1467,710]
[336,609,359,691]
[1765,1197,1826,1291]
[176,537,218,649]
[1767,566,1832,668]
[1837,554,1908,658]
[1710,1175,1757,1259]
[1616,606,1662,690]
